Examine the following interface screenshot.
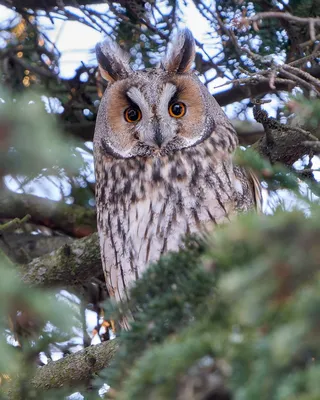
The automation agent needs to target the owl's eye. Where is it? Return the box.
[124,107,142,123]
[169,102,186,118]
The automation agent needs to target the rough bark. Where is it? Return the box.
[19,232,102,287]
[251,102,319,166]
[32,339,118,389]
[0,192,96,238]
[8,339,119,399]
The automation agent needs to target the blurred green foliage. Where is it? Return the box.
[101,206,320,400]
[0,248,77,399]
[1,70,320,400]
[0,85,94,207]
[286,96,320,133]
[0,89,83,178]
[0,86,95,398]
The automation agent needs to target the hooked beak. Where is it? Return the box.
[153,124,163,148]
[142,122,164,148]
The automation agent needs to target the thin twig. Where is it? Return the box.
[289,50,320,67]
[282,64,320,90]
[248,12,320,26]
[299,34,320,48]
[280,69,320,95]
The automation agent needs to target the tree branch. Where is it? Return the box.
[215,65,320,106]
[0,0,103,8]
[248,11,320,26]
[33,339,118,390]
[214,79,292,107]
[0,192,96,238]
[252,101,319,166]
[12,55,58,80]
[8,339,119,399]
[19,232,102,287]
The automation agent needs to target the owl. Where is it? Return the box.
[94,29,260,327]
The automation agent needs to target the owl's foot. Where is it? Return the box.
[102,319,116,334]
[92,319,116,342]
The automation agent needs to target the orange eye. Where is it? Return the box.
[124,107,142,123]
[169,102,186,118]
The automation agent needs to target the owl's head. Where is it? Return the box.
[94,29,237,159]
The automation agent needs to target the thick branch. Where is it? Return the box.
[214,79,291,107]
[8,339,119,399]
[20,232,102,287]
[33,340,118,389]
[0,192,96,238]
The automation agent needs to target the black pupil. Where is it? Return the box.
[127,108,139,121]
[172,103,183,115]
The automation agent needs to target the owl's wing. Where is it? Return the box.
[247,169,263,213]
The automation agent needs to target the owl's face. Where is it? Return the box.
[94,30,236,159]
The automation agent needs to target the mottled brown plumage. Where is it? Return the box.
[94,30,260,321]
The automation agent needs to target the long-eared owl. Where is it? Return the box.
[94,29,260,325]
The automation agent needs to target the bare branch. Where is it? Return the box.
[213,79,293,106]
[0,192,96,238]
[214,63,320,106]
[299,34,320,48]
[248,12,320,27]
[282,64,320,90]
[279,68,320,95]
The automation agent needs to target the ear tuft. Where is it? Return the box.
[96,40,132,82]
[162,29,195,74]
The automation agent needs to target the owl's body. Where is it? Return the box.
[94,30,259,313]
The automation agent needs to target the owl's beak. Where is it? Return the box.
[153,125,163,148]
[142,122,165,148]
